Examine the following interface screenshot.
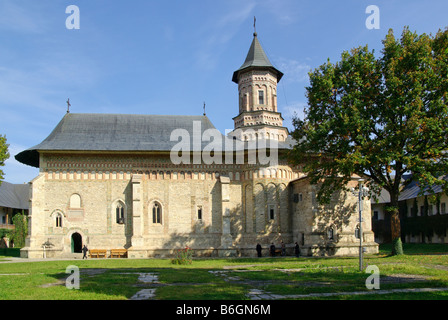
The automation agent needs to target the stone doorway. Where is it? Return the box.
[71,232,82,253]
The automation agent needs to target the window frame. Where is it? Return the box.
[152,202,162,224]
[258,90,264,105]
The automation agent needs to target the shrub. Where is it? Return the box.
[392,237,404,255]
[171,246,193,265]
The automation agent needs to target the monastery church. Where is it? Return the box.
[16,30,378,258]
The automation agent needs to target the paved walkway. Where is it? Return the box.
[129,273,159,300]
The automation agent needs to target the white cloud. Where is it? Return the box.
[273,57,311,83]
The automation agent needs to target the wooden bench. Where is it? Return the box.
[273,249,287,256]
[110,249,127,258]
[89,249,107,258]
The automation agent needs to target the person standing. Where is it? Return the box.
[269,243,275,257]
[82,244,89,259]
[294,242,300,257]
[256,243,262,257]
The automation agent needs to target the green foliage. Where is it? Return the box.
[289,26,448,255]
[290,26,448,203]
[0,228,11,238]
[392,237,404,255]
[0,134,10,183]
[171,246,193,265]
[9,212,28,248]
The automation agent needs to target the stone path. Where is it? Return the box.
[130,289,157,300]
[246,287,448,300]
[209,269,448,300]
[129,273,159,300]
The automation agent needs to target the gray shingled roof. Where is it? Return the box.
[371,175,448,204]
[15,113,295,168]
[232,33,283,83]
[0,181,29,210]
[398,178,446,201]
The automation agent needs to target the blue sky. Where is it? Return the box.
[1,0,447,184]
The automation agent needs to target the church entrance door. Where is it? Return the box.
[71,232,82,253]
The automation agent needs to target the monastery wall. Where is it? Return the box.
[21,153,301,258]
[291,178,378,256]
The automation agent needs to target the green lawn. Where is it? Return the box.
[0,244,447,300]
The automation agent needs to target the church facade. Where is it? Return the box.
[16,32,378,259]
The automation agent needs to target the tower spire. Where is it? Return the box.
[230,23,288,142]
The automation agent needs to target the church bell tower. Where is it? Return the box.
[231,30,289,142]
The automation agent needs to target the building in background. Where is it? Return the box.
[0,181,29,230]
[371,176,448,244]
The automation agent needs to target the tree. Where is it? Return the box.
[289,26,448,255]
[10,211,28,248]
[0,134,9,184]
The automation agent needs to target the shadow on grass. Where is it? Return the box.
[49,266,244,300]
[0,248,21,258]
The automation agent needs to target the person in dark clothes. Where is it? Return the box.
[269,243,275,257]
[294,242,300,257]
[82,245,89,259]
[256,243,262,257]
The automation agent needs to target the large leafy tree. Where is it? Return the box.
[0,134,9,184]
[289,26,448,255]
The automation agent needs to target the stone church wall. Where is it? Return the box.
[291,178,378,256]
[20,153,377,258]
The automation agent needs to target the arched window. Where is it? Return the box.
[152,202,162,224]
[69,194,81,208]
[116,202,125,224]
[55,213,63,228]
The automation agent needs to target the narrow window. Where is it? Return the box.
[56,214,62,228]
[258,90,264,105]
[269,205,275,220]
[116,203,125,224]
[373,211,379,220]
[328,228,334,241]
[152,203,162,224]
[197,207,203,220]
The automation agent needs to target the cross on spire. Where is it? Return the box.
[253,16,257,36]
[66,98,71,113]
[203,101,206,116]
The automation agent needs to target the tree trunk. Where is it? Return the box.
[387,192,404,255]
